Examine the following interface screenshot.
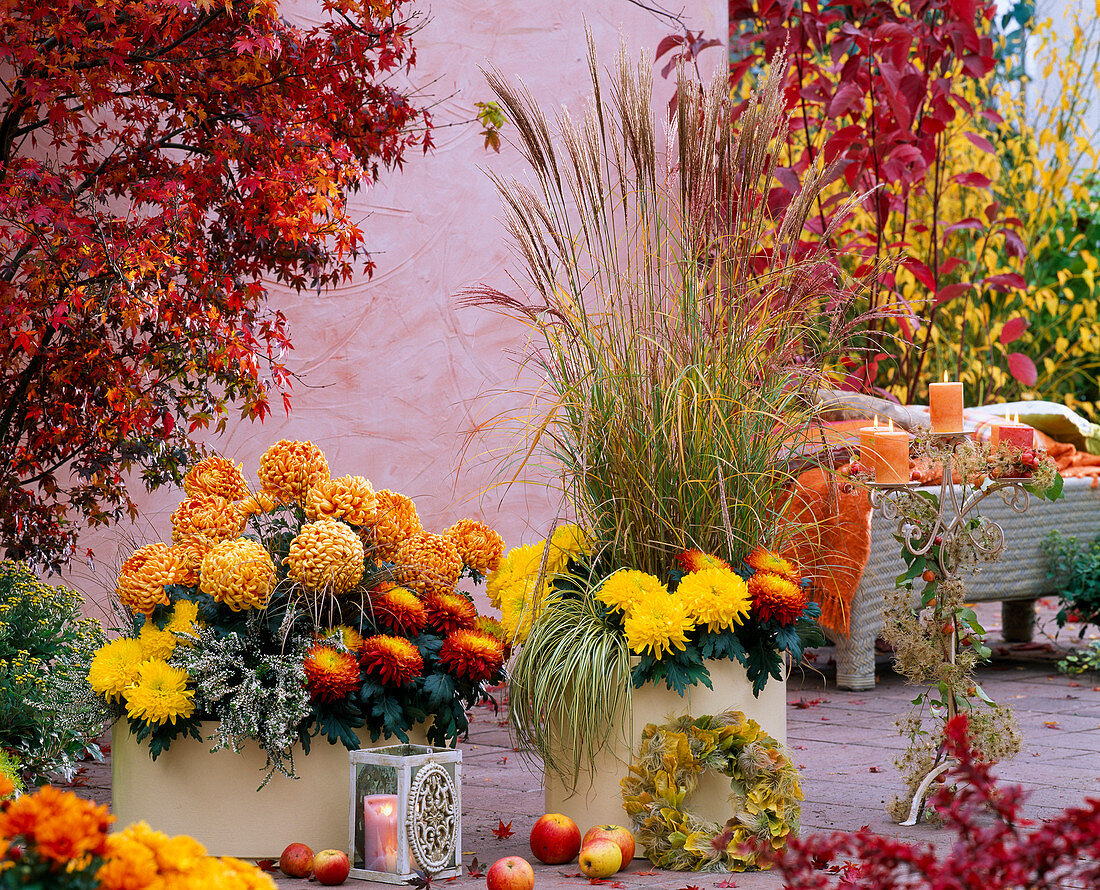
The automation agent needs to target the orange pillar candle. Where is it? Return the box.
[929,373,964,434]
[992,413,1034,450]
[859,416,883,472]
[873,419,911,484]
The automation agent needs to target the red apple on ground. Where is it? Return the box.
[529,812,581,864]
[278,841,314,878]
[581,825,635,865]
[313,849,350,886]
[486,856,535,890]
[578,839,621,878]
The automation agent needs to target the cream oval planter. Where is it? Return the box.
[112,722,429,859]
[543,659,787,838]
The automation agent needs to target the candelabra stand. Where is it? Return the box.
[867,434,1035,825]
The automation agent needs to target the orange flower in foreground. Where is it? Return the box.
[423,591,477,635]
[438,630,505,683]
[303,644,361,703]
[372,586,428,636]
[360,635,424,686]
[394,532,463,594]
[745,547,800,584]
[675,548,731,574]
[444,519,505,576]
[183,455,250,502]
[116,543,181,616]
[367,490,422,561]
[747,572,807,626]
[258,439,330,504]
[170,494,246,545]
[0,785,112,865]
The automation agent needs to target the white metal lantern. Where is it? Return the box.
[348,744,462,883]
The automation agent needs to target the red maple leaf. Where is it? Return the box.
[254,859,278,872]
[716,879,738,888]
[492,819,515,840]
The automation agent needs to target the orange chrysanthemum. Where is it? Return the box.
[116,543,182,616]
[372,586,428,636]
[675,548,732,574]
[444,519,505,576]
[438,630,506,683]
[394,532,463,595]
[303,644,361,703]
[200,538,277,611]
[367,490,422,561]
[183,455,250,502]
[747,572,807,626]
[423,591,477,635]
[305,475,377,525]
[168,535,216,588]
[285,518,365,594]
[257,439,330,504]
[0,785,112,865]
[170,494,246,545]
[745,547,800,584]
[360,635,424,686]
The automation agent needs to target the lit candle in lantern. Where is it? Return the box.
[859,416,883,474]
[363,794,400,872]
[992,413,1034,450]
[929,372,964,434]
[873,418,911,484]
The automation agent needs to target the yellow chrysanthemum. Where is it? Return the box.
[285,518,365,594]
[167,535,216,588]
[122,660,194,725]
[116,543,182,616]
[170,494,246,545]
[596,569,668,613]
[546,523,592,573]
[200,539,276,611]
[444,518,505,576]
[677,567,751,633]
[257,439,330,504]
[305,475,377,525]
[164,599,200,638]
[747,572,807,626]
[183,455,250,502]
[497,577,552,645]
[485,543,544,609]
[622,592,695,659]
[394,532,463,595]
[367,489,423,561]
[745,547,800,584]
[138,622,177,661]
[87,638,145,702]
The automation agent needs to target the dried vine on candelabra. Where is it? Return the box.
[856,430,1062,824]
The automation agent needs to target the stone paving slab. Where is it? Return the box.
[66,601,1100,888]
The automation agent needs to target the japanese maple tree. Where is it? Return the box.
[0,0,431,569]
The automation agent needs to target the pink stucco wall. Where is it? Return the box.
[71,1,727,615]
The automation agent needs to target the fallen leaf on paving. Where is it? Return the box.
[793,697,827,709]
[715,878,738,887]
[492,819,515,839]
[1043,720,1060,728]
[497,755,508,764]
[255,859,278,872]
[869,766,881,773]
[466,856,483,879]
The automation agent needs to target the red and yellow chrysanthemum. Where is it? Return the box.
[444,519,506,576]
[747,572,807,626]
[367,490,423,562]
[306,475,377,526]
[0,785,112,866]
[372,585,428,636]
[116,543,182,616]
[183,455,250,502]
[303,644,361,703]
[438,630,506,683]
[170,494,246,545]
[745,547,800,584]
[423,591,478,635]
[394,532,464,595]
[360,635,424,686]
[257,439,330,504]
[675,548,732,574]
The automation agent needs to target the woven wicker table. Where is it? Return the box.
[830,476,1100,690]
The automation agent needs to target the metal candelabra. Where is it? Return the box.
[867,433,1035,825]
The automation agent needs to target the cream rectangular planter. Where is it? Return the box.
[112,722,428,859]
[543,659,786,837]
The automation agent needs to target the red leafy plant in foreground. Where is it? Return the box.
[777,715,1100,888]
